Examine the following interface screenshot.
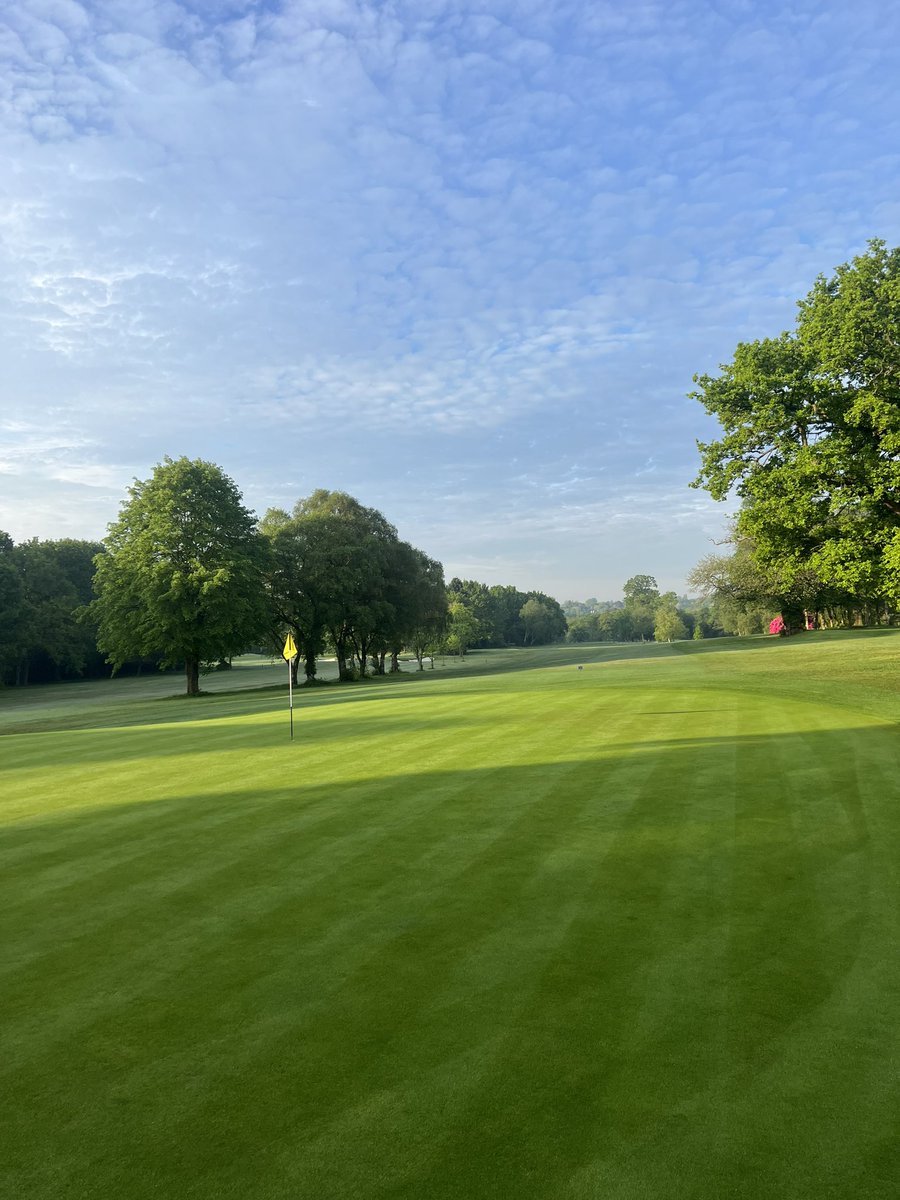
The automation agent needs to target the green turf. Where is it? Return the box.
[2,633,900,1198]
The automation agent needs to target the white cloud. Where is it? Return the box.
[1,0,900,593]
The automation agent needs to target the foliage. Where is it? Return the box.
[520,597,563,645]
[0,535,104,685]
[401,549,448,670]
[88,457,270,695]
[692,239,900,601]
[444,599,483,657]
[623,574,659,606]
[653,604,688,643]
[262,491,446,681]
[687,529,886,634]
[446,579,567,648]
[0,532,23,681]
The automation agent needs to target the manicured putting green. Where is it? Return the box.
[2,634,900,1198]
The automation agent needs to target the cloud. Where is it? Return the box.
[1,0,900,593]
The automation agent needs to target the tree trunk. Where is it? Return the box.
[185,658,200,695]
[390,649,400,673]
[335,634,354,681]
[304,649,317,683]
[290,656,300,687]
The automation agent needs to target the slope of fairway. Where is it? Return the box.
[2,633,900,1198]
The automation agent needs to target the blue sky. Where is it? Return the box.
[2,0,899,601]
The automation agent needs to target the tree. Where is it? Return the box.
[260,498,345,685]
[654,605,688,643]
[520,597,552,645]
[444,600,481,657]
[263,491,446,682]
[301,491,397,680]
[565,612,601,643]
[446,579,494,646]
[519,593,567,644]
[0,532,24,683]
[488,584,529,645]
[88,457,269,695]
[620,575,658,640]
[19,539,104,683]
[623,575,659,607]
[692,240,900,603]
[399,548,447,671]
[0,537,104,685]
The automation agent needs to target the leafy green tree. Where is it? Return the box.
[565,612,601,643]
[520,597,551,645]
[400,548,448,671]
[444,600,481,657]
[1,538,104,685]
[654,605,688,643]
[519,593,567,644]
[619,575,657,640]
[446,579,494,646]
[692,240,900,601]
[261,497,351,685]
[263,491,446,682]
[88,457,269,695]
[487,584,529,645]
[0,532,24,683]
[687,535,835,634]
[565,607,635,643]
[373,541,446,675]
[623,575,659,607]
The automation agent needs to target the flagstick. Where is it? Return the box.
[282,633,298,741]
[288,654,294,740]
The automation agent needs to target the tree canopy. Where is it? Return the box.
[88,457,270,695]
[444,579,567,650]
[692,239,900,604]
[262,491,448,681]
[0,535,105,685]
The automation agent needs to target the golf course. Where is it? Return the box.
[3,631,899,1199]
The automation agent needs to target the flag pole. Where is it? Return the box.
[281,632,298,741]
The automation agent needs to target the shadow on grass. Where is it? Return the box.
[2,726,898,1200]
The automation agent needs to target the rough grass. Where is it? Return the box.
[2,632,900,1198]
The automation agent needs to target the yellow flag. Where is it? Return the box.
[282,632,298,661]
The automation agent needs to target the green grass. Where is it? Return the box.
[2,632,900,1198]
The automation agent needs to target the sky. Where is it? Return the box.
[2,0,900,602]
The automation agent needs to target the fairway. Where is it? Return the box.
[2,635,900,1199]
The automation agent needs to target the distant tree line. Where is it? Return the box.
[441,578,568,656]
[564,575,704,644]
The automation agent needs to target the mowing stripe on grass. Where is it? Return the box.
[3,638,900,1198]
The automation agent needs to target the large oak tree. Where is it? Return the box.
[89,457,269,695]
[692,240,900,602]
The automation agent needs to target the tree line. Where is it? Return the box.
[564,575,709,643]
[441,578,568,656]
[690,239,900,633]
[1,458,571,693]
[0,534,106,686]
